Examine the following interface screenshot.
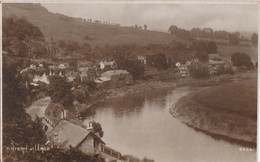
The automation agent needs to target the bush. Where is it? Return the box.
[188,61,209,78]
[215,65,234,75]
[231,52,252,69]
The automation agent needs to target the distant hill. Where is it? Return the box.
[3,3,188,47]
[3,3,257,62]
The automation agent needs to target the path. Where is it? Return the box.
[26,97,51,121]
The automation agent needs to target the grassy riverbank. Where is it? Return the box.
[170,72,257,146]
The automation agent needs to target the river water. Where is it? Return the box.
[83,87,256,162]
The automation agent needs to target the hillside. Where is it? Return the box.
[2,3,188,47]
[3,3,257,62]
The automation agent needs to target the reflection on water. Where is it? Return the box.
[89,89,168,117]
[83,87,256,162]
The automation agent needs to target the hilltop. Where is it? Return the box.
[2,3,188,47]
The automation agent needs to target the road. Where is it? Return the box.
[26,97,51,121]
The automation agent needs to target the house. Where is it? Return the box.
[30,64,37,69]
[176,62,189,77]
[58,63,68,69]
[99,60,116,70]
[94,77,111,87]
[101,70,133,87]
[137,55,147,64]
[65,71,79,82]
[208,53,222,61]
[208,54,227,74]
[47,120,105,156]
[33,73,49,84]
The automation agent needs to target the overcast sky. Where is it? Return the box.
[42,3,258,33]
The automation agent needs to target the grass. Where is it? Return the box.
[193,79,257,119]
[3,3,188,47]
[196,37,258,61]
[218,44,258,61]
[170,72,257,144]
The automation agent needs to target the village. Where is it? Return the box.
[11,47,255,161]
[2,3,258,162]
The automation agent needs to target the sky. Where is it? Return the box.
[42,2,258,33]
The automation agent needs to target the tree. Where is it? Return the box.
[143,24,147,30]
[188,61,209,78]
[47,76,73,107]
[147,53,168,70]
[168,25,178,34]
[192,41,217,62]
[2,56,46,151]
[228,32,240,45]
[195,51,209,62]
[231,52,252,69]
[251,33,258,45]
[92,122,104,137]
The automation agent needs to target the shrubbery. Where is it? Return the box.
[215,65,234,75]
[231,52,253,69]
[188,61,209,78]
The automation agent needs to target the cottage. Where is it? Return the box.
[65,71,79,82]
[176,62,189,77]
[47,120,105,156]
[33,73,49,84]
[101,70,133,87]
[208,53,222,61]
[137,55,147,64]
[208,54,227,74]
[99,60,116,70]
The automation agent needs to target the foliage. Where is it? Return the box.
[72,87,89,104]
[47,76,74,107]
[3,147,94,162]
[168,25,194,41]
[231,52,252,69]
[188,61,209,78]
[82,80,97,89]
[228,32,240,45]
[147,53,169,70]
[192,40,217,62]
[143,24,147,30]
[251,33,258,45]
[2,56,47,160]
[92,122,104,138]
[3,17,44,41]
[3,17,46,58]
[114,53,145,80]
[215,65,234,75]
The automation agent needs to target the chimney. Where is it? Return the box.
[87,122,93,131]
[64,110,67,119]
[60,111,64,120]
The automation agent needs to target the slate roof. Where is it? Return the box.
[47,120,105,149]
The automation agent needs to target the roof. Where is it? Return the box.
[47,120,104,149]
[208,53,222,60]
[101,70,130,79]
[209,60,226,65]
[94,77,111,83]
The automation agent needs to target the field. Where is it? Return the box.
[193,79,257,119]
[3,3,187,47]
[218,44,258,61]
[170,72,257,145]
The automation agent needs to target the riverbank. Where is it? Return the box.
[169,73,257,147]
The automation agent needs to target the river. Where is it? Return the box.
[83,87,256,162]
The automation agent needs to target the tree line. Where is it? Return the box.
[168,25,258,45]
